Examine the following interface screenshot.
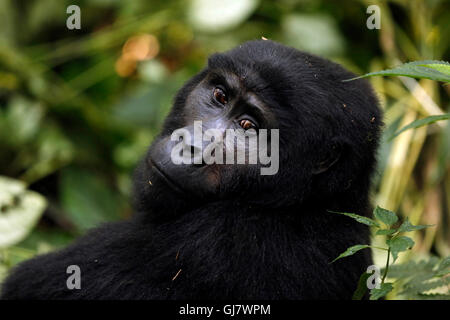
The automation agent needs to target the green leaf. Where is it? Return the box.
[423,63,450,75]
[435,256,450,277]
[403,276,450,293]
[386,257,440,279]
[373,206,398,227]
[397,217,433,233]
[352,271,371,300]
[389,114,450,140]
[438,256,450,269]
[344,60,450,83]
[370,283,394,300]
[328,210,380,227]
[331,244,370,263]
[415,293,450,300]
[387,236,415,262]
[383,256,450,299]
[376,229,397,236]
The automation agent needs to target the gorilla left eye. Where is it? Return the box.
[239,119,256,130]
[213,87,228,105]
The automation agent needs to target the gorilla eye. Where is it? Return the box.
[239,119,256,130]
[213,87,228,105]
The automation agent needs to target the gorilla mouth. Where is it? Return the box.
[149,159,187,196]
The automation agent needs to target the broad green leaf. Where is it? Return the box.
[389,114,450,140]
[352,271,371,300]
[344,60,450,83]
[331,244,370,263]
[387,236,415,262]
[386,257,440,279]
[374,206,398,227]
[384,256,450,299]
[328,210,380,227]
[0,176,47,248]
[370,283,394,300]
[438,256,450,270]
[435,256,450,277]
[403,276,450,293]
[416,293,450,300]
[376,229,397,236]
[424,63,450,75]
[397,217,433,233]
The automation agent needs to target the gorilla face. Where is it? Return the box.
[134,40,382,217]
[147,69,279,200]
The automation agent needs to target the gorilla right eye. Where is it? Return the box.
[213,87,228,105]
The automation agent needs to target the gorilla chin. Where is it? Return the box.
[1,40,382,300]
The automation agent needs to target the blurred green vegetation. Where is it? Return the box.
[0,0,449,299]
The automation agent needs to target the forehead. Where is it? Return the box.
[207,53,269,91]
[204,69,246,94]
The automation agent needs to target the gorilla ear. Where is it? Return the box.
[312,140,343,175]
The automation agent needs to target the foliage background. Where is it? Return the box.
[0,0,449,299]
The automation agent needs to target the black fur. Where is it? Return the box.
[1,40,382,300]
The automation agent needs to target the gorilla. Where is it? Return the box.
[1,40,382,300]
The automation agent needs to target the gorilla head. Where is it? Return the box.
[134,40,382,220]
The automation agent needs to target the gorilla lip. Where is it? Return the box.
[149,159,187,196]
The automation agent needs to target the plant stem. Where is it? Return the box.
[381,247,391,284]
[371,246,389,251]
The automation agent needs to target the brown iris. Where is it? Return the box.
[213,87,228,105]
[239,119,256,130]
